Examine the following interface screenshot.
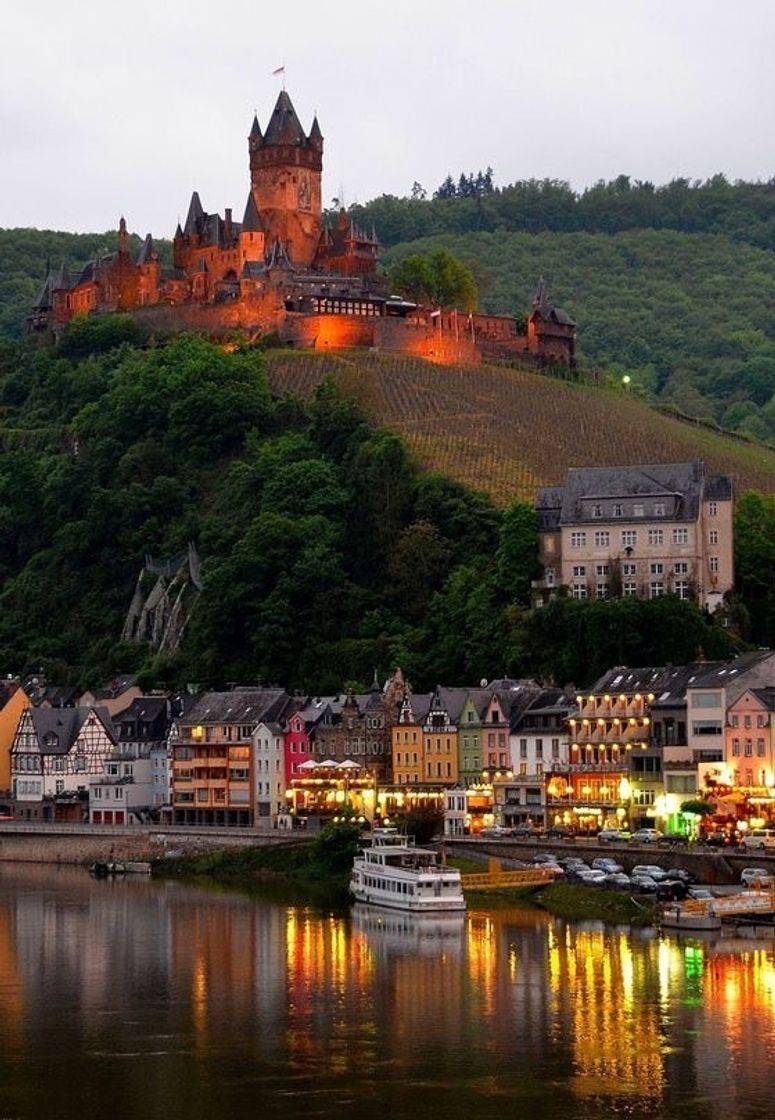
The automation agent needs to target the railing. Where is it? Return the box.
[461,868,556,891]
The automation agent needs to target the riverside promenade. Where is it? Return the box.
[0,821,304,865]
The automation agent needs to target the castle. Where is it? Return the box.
[29,91,576,366]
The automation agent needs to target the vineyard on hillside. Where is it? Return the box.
[265,350,775,505]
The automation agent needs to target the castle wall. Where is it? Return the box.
[133,290,283,336]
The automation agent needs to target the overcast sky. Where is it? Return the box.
[3,0,774,236]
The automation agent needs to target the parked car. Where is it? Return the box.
[657,832,689,847]
[740,868,775,888]
[592,857,623,873]
[479,826,513,838]
[533,853,561,864]
[631,874,660,893]
[546,826,575,839]
[632,864,668,881]
[741,829,775,851]
[688,886,714,901]
[577,868,607,885]
[604,873,632,891]
[597,828,627,842]
[630,828,663,844]
[511,825,542,838]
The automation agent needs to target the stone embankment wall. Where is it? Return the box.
[444,839,773,886]
[0,825,302,865]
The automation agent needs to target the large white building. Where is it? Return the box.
[534,460,733,611]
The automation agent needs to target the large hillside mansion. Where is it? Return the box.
[534,461,733,610]
[28,91,576,366]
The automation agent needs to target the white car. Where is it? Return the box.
[631,864,667,881]
[740,868,774,888]
[630,828,662,844]
[741,829,775,851]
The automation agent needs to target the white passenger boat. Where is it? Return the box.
[349,828,466,912]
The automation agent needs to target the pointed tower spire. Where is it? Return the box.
[533,276,550,316]
[250,113,262,141]
[241,191,262,232]
[263,90,306,145]
[183,191,204,236]
[309,114,323,144]
[118,216,129,254]
[137,233,156,265]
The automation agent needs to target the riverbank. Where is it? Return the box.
[157,842,658,925]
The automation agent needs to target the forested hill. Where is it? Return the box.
[381,229,775,445]
[352,174,775,251]
[2,170,775,440]
[0,334,769,694]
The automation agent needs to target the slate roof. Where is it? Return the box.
[590,665,669,694]
[185,689,290,726]
[249,114,262,140]
[24,706,115,754]
[752,688,775,711]
[649,662,726,709]
[263,90,307,145]
[689,651,775,690]
[537,460,730,526]
[184,191,205,236]
[137,234,156,265]
[309,115,323,142]
[241,191,262,232]
[535,486,563,531]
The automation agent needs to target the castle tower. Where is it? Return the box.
[248,91,323,268]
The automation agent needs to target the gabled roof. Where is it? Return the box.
[184,688,289,727]
[263,90,307,145]
[22,706,115,754]
[429,686,469,723]
[751,688,775,712]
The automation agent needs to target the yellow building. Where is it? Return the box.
[0,683,30,797]
[392,694,432,785]
[422,688,467,785]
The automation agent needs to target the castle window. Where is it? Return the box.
[623,582,638,596]
[592,505,603,518]
[708,502,718,517]
[612,504,623,517]
[709,530,719,546]
[633,504,645,517]
[621,530,637,548]
[709,556,719,573]
[593,531,610,548]
[648,529,664,546]
[654,503,666,516]
[673,528,689,545]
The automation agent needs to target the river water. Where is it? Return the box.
[1,865,774,1120]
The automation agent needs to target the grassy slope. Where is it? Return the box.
[265,350,775,505]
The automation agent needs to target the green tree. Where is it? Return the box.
[389,248,478,310]
[495,501,540,604]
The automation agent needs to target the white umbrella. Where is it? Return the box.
[318,759,338,768]
[297,759,318,771]
[338,760,360,770]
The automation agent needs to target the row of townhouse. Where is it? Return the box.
[2,650,772,832]
[4,679,179,823]
[454,650,775,838]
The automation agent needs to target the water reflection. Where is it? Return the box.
[2,864,775,1119]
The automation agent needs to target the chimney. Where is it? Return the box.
[225,208,233,241]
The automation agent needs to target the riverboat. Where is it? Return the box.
[349,828,466,913]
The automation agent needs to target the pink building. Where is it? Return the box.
[724,688,775,793]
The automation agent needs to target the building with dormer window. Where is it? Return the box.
[534,461,733,610]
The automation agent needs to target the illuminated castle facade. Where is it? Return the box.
[29,92,576,366]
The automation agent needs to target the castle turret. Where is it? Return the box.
[248,91,322,268]
[239,191,265,263]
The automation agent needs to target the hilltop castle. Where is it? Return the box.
[29,91,576,366]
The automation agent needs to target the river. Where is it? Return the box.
[0,864,774,1120]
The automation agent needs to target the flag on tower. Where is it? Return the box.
[272,66,285,75]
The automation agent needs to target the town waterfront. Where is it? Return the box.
[1,866,774,1120]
